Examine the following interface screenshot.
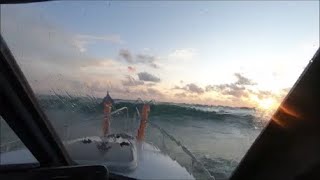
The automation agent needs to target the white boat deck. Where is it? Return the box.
[1,135,194,180]
[65,135,194,179]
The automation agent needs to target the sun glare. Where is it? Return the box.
[258,98,277,110]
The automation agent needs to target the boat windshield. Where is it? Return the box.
[1,1,319,179]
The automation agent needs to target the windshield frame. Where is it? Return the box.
[230,47,320,179]
[0,34,73,169]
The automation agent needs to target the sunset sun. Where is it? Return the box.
[257,98,277,110]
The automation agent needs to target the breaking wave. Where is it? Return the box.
[38,94,261,128]
[34,94,266,180]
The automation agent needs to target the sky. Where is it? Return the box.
[1,1,319,109]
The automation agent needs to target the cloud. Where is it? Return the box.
[82,80,133,98]
[122,87,165,101]
[175,92,187,98]
[2,7,79,66]
[85,80,109,93]
[119,49,134,63]
[1,6,166,102]
[78,58,126,78]
[173,85,184,90]
[149,62,159,69]
[206,73,255,98]
[136,54,159,68]
[173,83,204,94]
[252,88,290,102]
[168,48,196,60]
[1,6,137,97]
[136,54,159,69]
[127,66,136,73]
[1,6,111,92]
[119,49,159,68]
[1,7,124,67]
[82,59,116,68]
[122,75,144,86]
[234,73,256,85]
[73,34,124,53]
[146,88,164,98]
[255,90,273,99]
[137,72,160,82]
[185,83,204,94]
[205,84,248,98]
[145,83,156,87]
[136,54,155,63]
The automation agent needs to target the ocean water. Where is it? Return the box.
[1,94,269,180]
[39,94,268,180]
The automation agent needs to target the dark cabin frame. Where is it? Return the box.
[0,34,73,167]
[230,48,320,179]
[0,34,136,179]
